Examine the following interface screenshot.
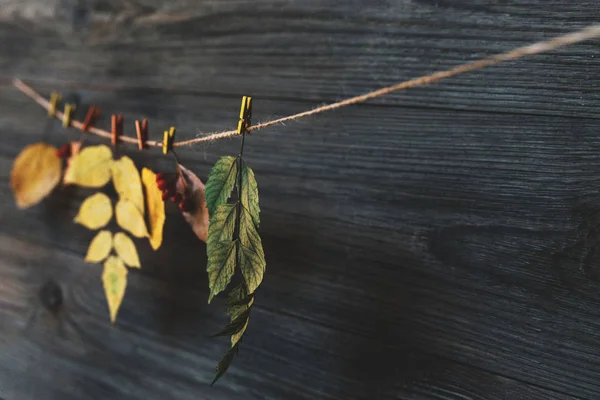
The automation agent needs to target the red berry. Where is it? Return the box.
[157,179,169,191]
[170,193,182,203]
[179,197,193,212]
[161,190,170,201]
[155,172,166,181]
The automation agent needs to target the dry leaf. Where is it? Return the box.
[141,168,165,250]
[102,255,128,324]
[111,156,144,213]
[85,230,112,263]
[74,193,113,230]
[115,199,149,238]
[113,232,141,268]
[64,145,113,187]
[179,164,209,243]
[10,143,62,209]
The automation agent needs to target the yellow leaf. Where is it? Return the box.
[64,145,113,187]
[85,230,112,263]
[74,193,113,230]
[10,143,62,209]
[111,156,144,214]
[102,255,128,324]
[141,168,166,250]
[115,199,149,238]
[113,232,141,268]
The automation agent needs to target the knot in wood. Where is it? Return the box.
[40,279,63,313]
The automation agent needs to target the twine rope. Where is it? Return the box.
[12,24,600,149]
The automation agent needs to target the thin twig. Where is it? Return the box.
[11,24,600,150]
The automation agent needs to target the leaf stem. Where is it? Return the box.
[171,150,189,192]
[233,132,246,285]
[239,130,246,158]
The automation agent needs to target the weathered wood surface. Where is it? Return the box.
[1,1,600,399]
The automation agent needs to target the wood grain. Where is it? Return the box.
[1,1,600,399]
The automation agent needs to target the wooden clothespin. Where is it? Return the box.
[111,114,124,146]
[62,103,76,128]
[81,106,101,131]
[135,119,149,150]
[237,96,252,135]
[162,126,176,154]
[48,92,62,118]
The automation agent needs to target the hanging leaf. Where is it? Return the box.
[102,255,128,324]
[213,307,252,338]
[206,162,265,298]
[113,232,141,268]
[238,208,266,294]
[227,284,254,308]
[115,199,149,238]
[211,343,239,386]
[111,156,144,214]
[74,193,113,230]
[85,230,113,263]
[178,164,209,243]
[205,156,238,216]
[141,168,165,250]
[214,287,254,347]
[10,143,62,209]
[241,165,260,227]
[206,204,237,303]
[211,287,254,386]
[227,285,254,347]
[64,145,113,187]
[206,138,266,384]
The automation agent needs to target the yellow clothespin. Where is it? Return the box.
[48,92,62,118]
[62,103,76,128]
[237,96,252,135]
[163,126,176,154]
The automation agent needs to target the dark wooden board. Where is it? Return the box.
[1,1,600,399]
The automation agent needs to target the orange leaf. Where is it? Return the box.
[10,143,62,209]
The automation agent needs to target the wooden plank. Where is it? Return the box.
[2,0,600,398]
[1,86,600,398]
[0,234,578,400]
[0,1,599,117]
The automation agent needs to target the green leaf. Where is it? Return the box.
[227,284,254,309]
[206,156,265,383]
[226,284,254,346]
[241,165,260,227]
[230,317,250,348]
[205,156,238,217]
[206,204,237,303]
[211,343,239,386]
[239,208,266,294]
[212,307,252,337]
[210,285,252,386]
